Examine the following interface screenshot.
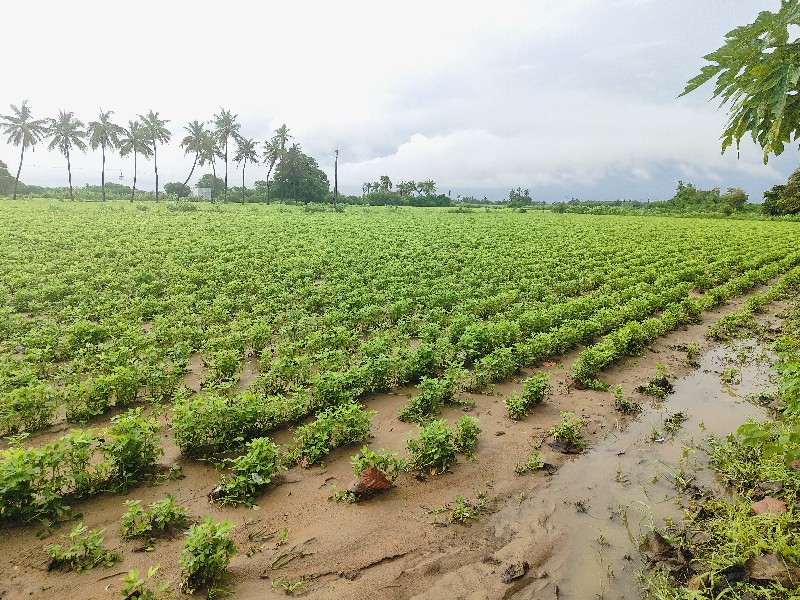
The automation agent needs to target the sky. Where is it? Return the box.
[2,0,798,203]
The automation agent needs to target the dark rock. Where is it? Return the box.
[640,531,689,573]
[757,481,784,494]
[346,479,367,495]
[745,554,800,588]
[500,561,529,584]
[548,439,583,454]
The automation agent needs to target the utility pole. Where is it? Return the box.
[334,149,339,211]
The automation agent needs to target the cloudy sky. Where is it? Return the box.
[2,0,797,202]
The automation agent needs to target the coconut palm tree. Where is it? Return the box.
[233,137,260,203]
[262,137,281,204]
[0,100,48,200]
[47,111,88,201]
[139,110,171,202]
[87,110,125,202]
[272,124,292,199]
[180,120,210,190]
[211,108,241,202]
[198,130,221,201]
[119,120,152,202]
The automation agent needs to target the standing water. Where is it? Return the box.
[492,341,773,599]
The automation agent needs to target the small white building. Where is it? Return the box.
[194,187,212,201]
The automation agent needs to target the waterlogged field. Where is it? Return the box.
[2,200,800,597]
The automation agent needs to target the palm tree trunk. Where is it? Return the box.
[223,140,228,203]
[211,161,217,201]
[266,162,274,204]
[182,153,199,190]
[130,151,137,203]
[66,149,74,202]
[13,146,24,201]
[101,144,106,202]
[241,161,246,203]
[153,142,159,202]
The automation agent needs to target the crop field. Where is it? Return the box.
[2,201,800,596]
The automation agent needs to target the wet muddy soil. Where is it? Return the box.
[0,297,786,600]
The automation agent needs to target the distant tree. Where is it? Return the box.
[681,2,800,162]
[211,108,241,202]
[139,110,171,201]
[0,159,14,196]
[0,100,48,200]
[270,144,329,202]
[164,181,192,198]
[396,181,416,197]
[119,120,153,202]
[87,110,125,201]
[722,187,748,210]
[233,137,260,203]
[378,175,393,191]
[419,179,437,195]
[180,120,211,190]
[47,110,88,201]
[762,166,800,215]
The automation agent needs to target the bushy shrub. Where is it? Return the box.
[179,518,236,598]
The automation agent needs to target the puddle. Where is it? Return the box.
[498,341,773,599]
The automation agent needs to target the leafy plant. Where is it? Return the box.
[514,449,545,475]
[179,517,236,598]
[120,565,172,599]
[504,373,551,420]
[120,494,189,541]
[103,407,162,490]
[548,411,587,450]
[213,437,283,506]
[286,403,373,467]
[349,445,407,481]
[397,376,455,423]
[407,416,481,474]
[613,384,641,414]
[45,523,122,573]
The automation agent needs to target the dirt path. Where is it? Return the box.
[0,295,785,600]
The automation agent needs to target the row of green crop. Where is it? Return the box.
[572,254,800,385]
[0,408,161,523]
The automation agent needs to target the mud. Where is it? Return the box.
[0,297,785,600]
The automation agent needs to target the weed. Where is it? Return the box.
[514,449,545,475]
[613,385,642,414]
[45,523,122,573]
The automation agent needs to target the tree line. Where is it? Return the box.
[0,101,331,204]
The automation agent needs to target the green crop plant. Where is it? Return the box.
[548,412,588,450]
[45,523,122,573]
[213,437,283,506]
[285,403,373,467]
[120,494,189,541]
[350,445,407,481]
[407,416,481,474]
[179,518,236,598]
[504,373,551,420]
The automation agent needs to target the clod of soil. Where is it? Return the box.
[500,561,529,584]
[548,439,583,454]
[751,496,787,515]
